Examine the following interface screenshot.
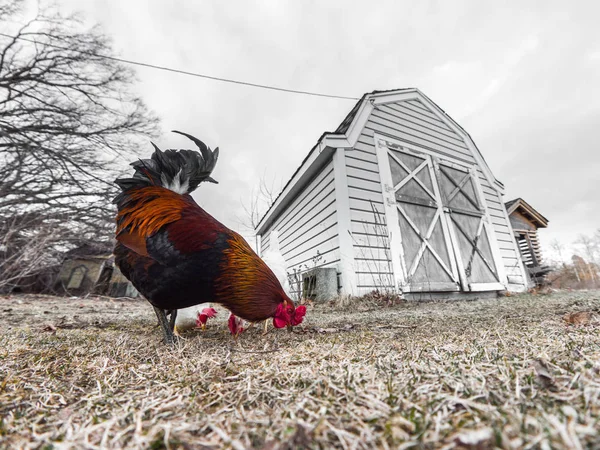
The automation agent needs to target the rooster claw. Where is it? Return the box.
[153,306,180,346]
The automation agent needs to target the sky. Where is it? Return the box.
[28,1,600,260]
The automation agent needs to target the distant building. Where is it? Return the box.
[504,198,550,286]
[55,242,138,297]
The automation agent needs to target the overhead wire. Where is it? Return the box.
[0,32,360,101]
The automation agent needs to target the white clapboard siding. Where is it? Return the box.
[351,222,390,236]
[260,160,339,297]
[356,272,395,288]
[370,109,472,158]
[261,234,270,253]
[404,100,455,131]
[286,235,340,268]
[267,168,335,238]
[354,258,394,274]
[282,222,338,260]
[280,200,337,251]
[383,106,462,141]
[473,166,526,287]
[346,165,381,182]
[353,246,392,262]
[261,163,334,249]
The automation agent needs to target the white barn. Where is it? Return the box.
[256,88,530,299]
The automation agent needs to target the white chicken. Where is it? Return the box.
[174,303,212,333]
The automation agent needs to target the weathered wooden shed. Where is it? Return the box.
[55,243,139,297]
[56,250,111,295]
[505,198,549,286]
[256,89,529,299]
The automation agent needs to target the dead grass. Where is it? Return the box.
[1,290,599,449]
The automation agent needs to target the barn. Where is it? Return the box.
[256,88,530,299]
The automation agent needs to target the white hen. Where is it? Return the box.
[174,303,211,332]
[261,230,291,295]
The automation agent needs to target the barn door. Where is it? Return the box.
[378,143,460,292]
[436,162,503,291]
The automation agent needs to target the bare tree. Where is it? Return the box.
[573,234,598,281]
[0,1,159,291]
[0,212,65,291]
[549,238,566,267]
[238,172,281,249]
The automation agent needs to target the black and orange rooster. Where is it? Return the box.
[113,131,306,344]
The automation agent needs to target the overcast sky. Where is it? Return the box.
[53,1,600,260]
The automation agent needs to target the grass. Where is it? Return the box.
[0,290,599,449]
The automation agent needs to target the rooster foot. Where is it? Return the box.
[153,306,180,346]
[173,325,185,339]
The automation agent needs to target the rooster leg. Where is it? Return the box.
[263,320,269,335]
[153,306,175,345]
[168,309,177,331]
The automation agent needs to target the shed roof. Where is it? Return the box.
[505,198,549,228]
[64,242,113,260]
[256,88,503,235]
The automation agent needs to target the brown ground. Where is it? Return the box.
[1,291,599,449]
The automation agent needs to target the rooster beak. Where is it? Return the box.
[287,324,292,333]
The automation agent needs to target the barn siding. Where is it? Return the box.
[345,98,527,293]
[472,169,527,287]
[260,160,339,299]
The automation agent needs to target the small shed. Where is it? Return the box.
[55,243,139,297]
[505,198,549,286]
[55,243,112,295]
[256,88,530,300]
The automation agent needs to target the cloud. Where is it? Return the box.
[51,0,600,248]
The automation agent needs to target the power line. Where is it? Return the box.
[0,32,360,101]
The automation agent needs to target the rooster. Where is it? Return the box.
[113,131,306,344]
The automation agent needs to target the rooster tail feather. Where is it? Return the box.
[114,131,219,202]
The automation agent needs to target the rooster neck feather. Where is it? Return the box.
[115,186,192,238]
[215,232,287,322]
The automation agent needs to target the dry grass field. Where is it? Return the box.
[1,290,599,449]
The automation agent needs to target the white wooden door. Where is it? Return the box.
[377,142,460,292]
[435,161,504,291]
[377,139,503,292]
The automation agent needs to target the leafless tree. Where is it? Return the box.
[238,172,281,249]
[573,234,598,281]
[549,238,566,267]
[0,1,159,291]
[0,212,65,291]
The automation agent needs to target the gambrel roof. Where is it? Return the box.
[256,88,503,234]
